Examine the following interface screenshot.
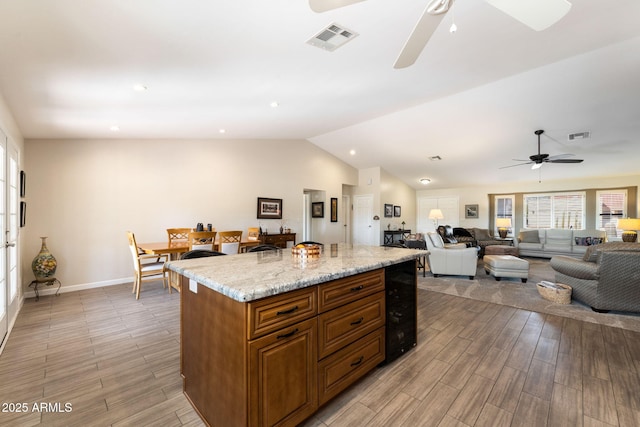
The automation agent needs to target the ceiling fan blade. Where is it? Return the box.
[546,153,575,161]
[500,161,532,169]
[309,0,367,13]
[393,2,448,69]
[485,0,572,31]
[547,158,584,164]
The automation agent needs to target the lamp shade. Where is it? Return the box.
[428,209,444,220]
[617,218,640,231]
[496,218,512,229]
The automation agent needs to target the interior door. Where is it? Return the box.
[353,194,374,245]
[0,129,7,346]
[341,195,350,244]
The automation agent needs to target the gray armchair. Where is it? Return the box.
[425,232,478,279]
[550,242,640,312]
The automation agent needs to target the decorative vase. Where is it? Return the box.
[32,237,57,280]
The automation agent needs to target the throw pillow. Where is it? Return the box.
[453,227,473,238]
[519,230,540,243]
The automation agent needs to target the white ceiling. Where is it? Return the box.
[1,0,639,189]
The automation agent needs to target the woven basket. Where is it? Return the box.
[291,244,322,258]
[536,281,572,304]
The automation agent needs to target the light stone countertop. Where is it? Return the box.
[165,244,424,302]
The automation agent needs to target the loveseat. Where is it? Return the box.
[550,242,640,312]
[517,229,607,258]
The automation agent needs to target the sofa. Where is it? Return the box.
[517,228,607,258]
[425,232,478,279]
[550,242,640,312]
[450,226,510,256]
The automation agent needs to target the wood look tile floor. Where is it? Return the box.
[1,280,640,426]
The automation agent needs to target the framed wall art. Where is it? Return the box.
[384,204,393,218]
[257,197,283,219]
[312,202,324,218]
[465,204,479,219]
[394,205,401,217]
[330,198,338,222]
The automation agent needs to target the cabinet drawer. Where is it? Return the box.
[248,287,317,340]
[318,269,384,313]
[317,292,385,359]
[318,327,385,405]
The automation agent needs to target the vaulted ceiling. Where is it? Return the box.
[1,0,639,189]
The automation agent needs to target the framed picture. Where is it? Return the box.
[20,171,26,198]
[394,205,401,217]
[312,202,324,218]
[257,197,283,219]
[20,201,26,227]
[330,198,338,222]
[465,204,479,219]
[384,204,393,218]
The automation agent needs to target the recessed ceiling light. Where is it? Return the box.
[349,149,356,156]
[219,129,226,134]
[270,101,279,108]
[419,178,431,185]
[110,125,120,132]
[133,84,148,92]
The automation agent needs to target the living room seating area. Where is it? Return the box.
[517,228,607,258]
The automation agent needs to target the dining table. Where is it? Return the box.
[137,239,263,258]
[137,239,263,293]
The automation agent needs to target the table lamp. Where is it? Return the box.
[428,209,444,227]
[617,218,640,242]
[496,218,512,239]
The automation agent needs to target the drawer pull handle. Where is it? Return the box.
[276,305,299,316]
[350,285,364,292]
[277,328,299,339]
[350,317,364,326]
[350,356,364,367]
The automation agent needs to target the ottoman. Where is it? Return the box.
[483,255,529,283]
[484,245,519,256]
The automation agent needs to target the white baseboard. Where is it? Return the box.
[24,277,132,299]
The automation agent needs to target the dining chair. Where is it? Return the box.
[126,231,168,300]
[247,227,260,241]
[167,228,191,245]
[218,230,243,254]
[188,231,217,251]
[180,250,227,259]
[248,244,280,252]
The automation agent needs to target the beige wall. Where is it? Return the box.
[24,138,358,291]
[417,174,640,231]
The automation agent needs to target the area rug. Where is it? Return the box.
[417,257,640,332]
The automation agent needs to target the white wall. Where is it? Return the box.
[24,138,358,291]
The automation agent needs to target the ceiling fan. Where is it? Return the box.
[501,129,584,170]
[308,0,572,68]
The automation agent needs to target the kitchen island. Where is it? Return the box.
[166,244,421,427]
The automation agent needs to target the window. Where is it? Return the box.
[597,189,627,238]
[495,195,514,235]
[524,192,585,229]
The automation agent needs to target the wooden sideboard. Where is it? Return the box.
[259,232,296,248]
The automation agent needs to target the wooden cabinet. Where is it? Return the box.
[181,268,387,427]
[249,317,318,427]
[260,233,296,248]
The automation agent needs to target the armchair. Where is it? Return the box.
[550,242,640,312]
[425,232,478,279]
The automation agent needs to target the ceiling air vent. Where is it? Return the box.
[306,23,359,52]
[568,131,591,141]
